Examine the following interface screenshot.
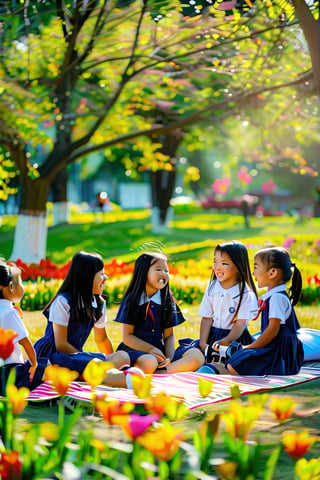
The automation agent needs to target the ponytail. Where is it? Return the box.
[289,263,302,306]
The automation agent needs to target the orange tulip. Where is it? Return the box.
[270,396,296,422]
[282,430,317,459]
[145,392,171,416]
[44,364,79,395]
[95,398,134,424]
[0,329,18,361]
[6,385,29,415]
[137,421,184,461]
[145,392,187,420]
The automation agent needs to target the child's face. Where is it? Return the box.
[213,250,239,289]
[8,271,24,303]
[92,268,107,295]
[146,258,169,297]
[253,256,270,288]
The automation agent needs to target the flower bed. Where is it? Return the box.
[17,256,320,312]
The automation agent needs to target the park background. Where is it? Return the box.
[0,1,320,479]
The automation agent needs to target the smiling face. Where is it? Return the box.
[145,257,169,297]
[92,268,107,295]
[253,254,280,290]
[213,250,239,289]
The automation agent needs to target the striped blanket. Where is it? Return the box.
[27,365,320,410]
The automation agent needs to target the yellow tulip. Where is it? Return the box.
[82,359,114,387]
[44,364,79,396]
[215,461,238,479]
[6,385,29,415]
[295,457,320,479]
[222,401,261,441]
[270,396,296,422]
[198,377,214,397]
[39,422,59,442]
[131,373,152,399]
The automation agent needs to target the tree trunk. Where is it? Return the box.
[51,168,69,226]
[10,176,50,263]
[149,130,183,232]
[150,169,176,233]
[292,0,320,94]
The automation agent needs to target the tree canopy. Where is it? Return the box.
[0,0,318,261]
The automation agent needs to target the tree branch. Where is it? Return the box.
[66,69,315,163]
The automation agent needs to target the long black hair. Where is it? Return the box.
[210,241,258,322]
[254,246,302,306]
[43,251,105,322]
[123,252,174,327]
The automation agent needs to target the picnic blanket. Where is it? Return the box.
[27,365,320,410]
[27,327,320,410]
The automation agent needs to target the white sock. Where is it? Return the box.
[125,367,145,389]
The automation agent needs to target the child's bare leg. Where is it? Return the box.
[167,348,204,373]
[106,351,130,369]
[103,367,145,388]
[211,362,231,374]
[226,363,239,375]
[134,354,158,374]
[103,369,127,387]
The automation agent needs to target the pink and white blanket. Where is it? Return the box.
[27,366,320,410]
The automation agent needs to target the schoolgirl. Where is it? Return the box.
[226,246,304,375]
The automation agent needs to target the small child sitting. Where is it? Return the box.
[0,258,47,395]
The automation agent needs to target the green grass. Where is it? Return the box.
[1,210,319,265]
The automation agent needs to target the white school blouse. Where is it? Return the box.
[0,298,28,364]
[199,280,258,328]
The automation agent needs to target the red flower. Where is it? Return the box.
[0,451,22,480]
[0,329,18,360]
[282,430,316,459]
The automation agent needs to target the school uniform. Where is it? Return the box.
[174,280,258,360]
[226,285,304,375]
[34,293,108,374]
[199,280,258,345]
[115,290,185,364]
[0,299,47,395]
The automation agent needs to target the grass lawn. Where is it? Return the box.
[1,209,320,265]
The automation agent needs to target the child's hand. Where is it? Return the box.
[148,347,166,364]
[157,358,170,368]
[28,364,38,381]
